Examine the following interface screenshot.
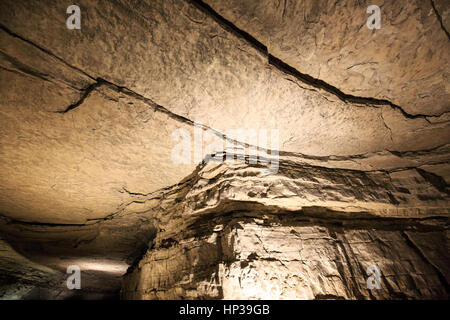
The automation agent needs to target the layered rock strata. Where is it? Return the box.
[0,0,448,299]
[122,158,450,299]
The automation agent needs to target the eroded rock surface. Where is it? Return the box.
[124,220,449,300]
[122,158,449,299]
[0,0,448,299]
[204,0,450,116]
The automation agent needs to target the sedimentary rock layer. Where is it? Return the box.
[0,0,448,299]
[122,158,450,299]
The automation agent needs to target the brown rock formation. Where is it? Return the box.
[0,0,448,299]
[122,159,450,299]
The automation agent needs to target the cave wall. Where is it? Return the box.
[123,218,449,300]
[122,159,450,300]
[0,0,448,299]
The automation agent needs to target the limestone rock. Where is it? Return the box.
[204,0,450,116]
[122,158,450,299]
[0,0,448,299]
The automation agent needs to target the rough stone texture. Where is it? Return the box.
[0,237,58,299]
[0,0,448,299]
[204,0,450,116]
[124,222,449,300]
[122,159,450,299]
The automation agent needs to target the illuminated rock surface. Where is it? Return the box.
[121,159,449,299]
[0,0,448,299]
